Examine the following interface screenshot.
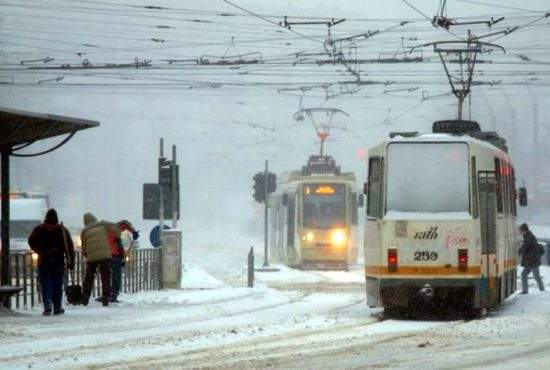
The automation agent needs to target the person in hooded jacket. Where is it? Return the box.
[80,212,121,306]
[519,223,545,294]
[28,209,75,316]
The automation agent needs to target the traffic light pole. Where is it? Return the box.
[159,139,165,244]
[263,160,269,267]
[171,145,177,229]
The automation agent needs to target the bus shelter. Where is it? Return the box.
[0,107,99,308]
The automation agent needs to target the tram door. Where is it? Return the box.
[478,172,498,307]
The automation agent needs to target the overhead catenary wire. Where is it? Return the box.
[221,0,323,45]
[453,0,549,15]
[0,0,548,110]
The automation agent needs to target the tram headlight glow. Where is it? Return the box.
[330,229,346,247]
[303,232,315,242]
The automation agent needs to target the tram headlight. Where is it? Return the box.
[330,229,346,247]
[302,231,315,242]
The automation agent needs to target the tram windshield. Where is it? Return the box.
[302,184,345,229]
[386,142,469,213]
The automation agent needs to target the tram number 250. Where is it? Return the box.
[413,251,438,261]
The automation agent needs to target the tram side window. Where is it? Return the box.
[287,195,295,247]
[511,167,517,216]
[471,156,478,219]
[506,162,512,215]
[494,158,503,213]
[506,160,510,215]
[367,157,382,218]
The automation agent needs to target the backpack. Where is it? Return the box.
[536,243,545,257]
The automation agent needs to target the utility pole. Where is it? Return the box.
[159,138,165,243]
[263,160,269,267]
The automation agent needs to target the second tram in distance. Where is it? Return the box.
[268,155,362,270]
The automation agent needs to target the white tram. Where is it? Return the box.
[364,120,526,314]
[268,155,362,270]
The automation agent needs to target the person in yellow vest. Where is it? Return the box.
[80,212,121,306]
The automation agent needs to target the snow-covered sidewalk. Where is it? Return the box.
[2,265,550,369]
[0,263,372,369]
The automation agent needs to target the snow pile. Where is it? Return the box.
[254,264,325,284]
[496,265,550,316]
[254,264,365,285]
[120,287,249,306]
[313,270,365,283]
[181,261,226,289]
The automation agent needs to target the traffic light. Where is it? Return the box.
[159,157,178,188]
[253,172,266,202]
[253,172,276,203]
[266,172,276,195]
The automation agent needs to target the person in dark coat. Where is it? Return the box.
[519,223,545,294]
[28,209,75,316]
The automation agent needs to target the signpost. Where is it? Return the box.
[149,224,171,248]
[143,138,180,247]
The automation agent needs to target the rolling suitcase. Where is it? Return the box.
[61,223,83,305]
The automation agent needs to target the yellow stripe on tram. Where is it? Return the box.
[365,265,481,276]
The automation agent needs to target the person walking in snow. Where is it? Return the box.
[28,209,75,316]
[107,229,124,303]
[109,221,139,303]
[80,212,121,306]
[519,223,545,294]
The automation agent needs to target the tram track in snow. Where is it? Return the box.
[103,315,386,369]
[173,319,470,370]
[114,309,473,369]
[1,290,268,340]
[0,292,270,346]
[0,286,373,369]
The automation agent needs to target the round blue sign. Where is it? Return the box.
[149,225,171,248]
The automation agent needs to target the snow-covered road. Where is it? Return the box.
[2,264,550,369]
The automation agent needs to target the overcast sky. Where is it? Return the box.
[2,0,550,242]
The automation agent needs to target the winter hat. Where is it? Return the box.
[44,209,58,224]
[520,223,529,232]
[83,212,98,226]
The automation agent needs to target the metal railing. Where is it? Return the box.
[5,248,161,309]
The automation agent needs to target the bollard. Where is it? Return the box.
[247,247,254,288]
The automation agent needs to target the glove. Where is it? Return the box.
[121,259,126,268]
[132,231,140,240]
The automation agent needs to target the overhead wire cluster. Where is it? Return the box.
[1,0,550,143]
